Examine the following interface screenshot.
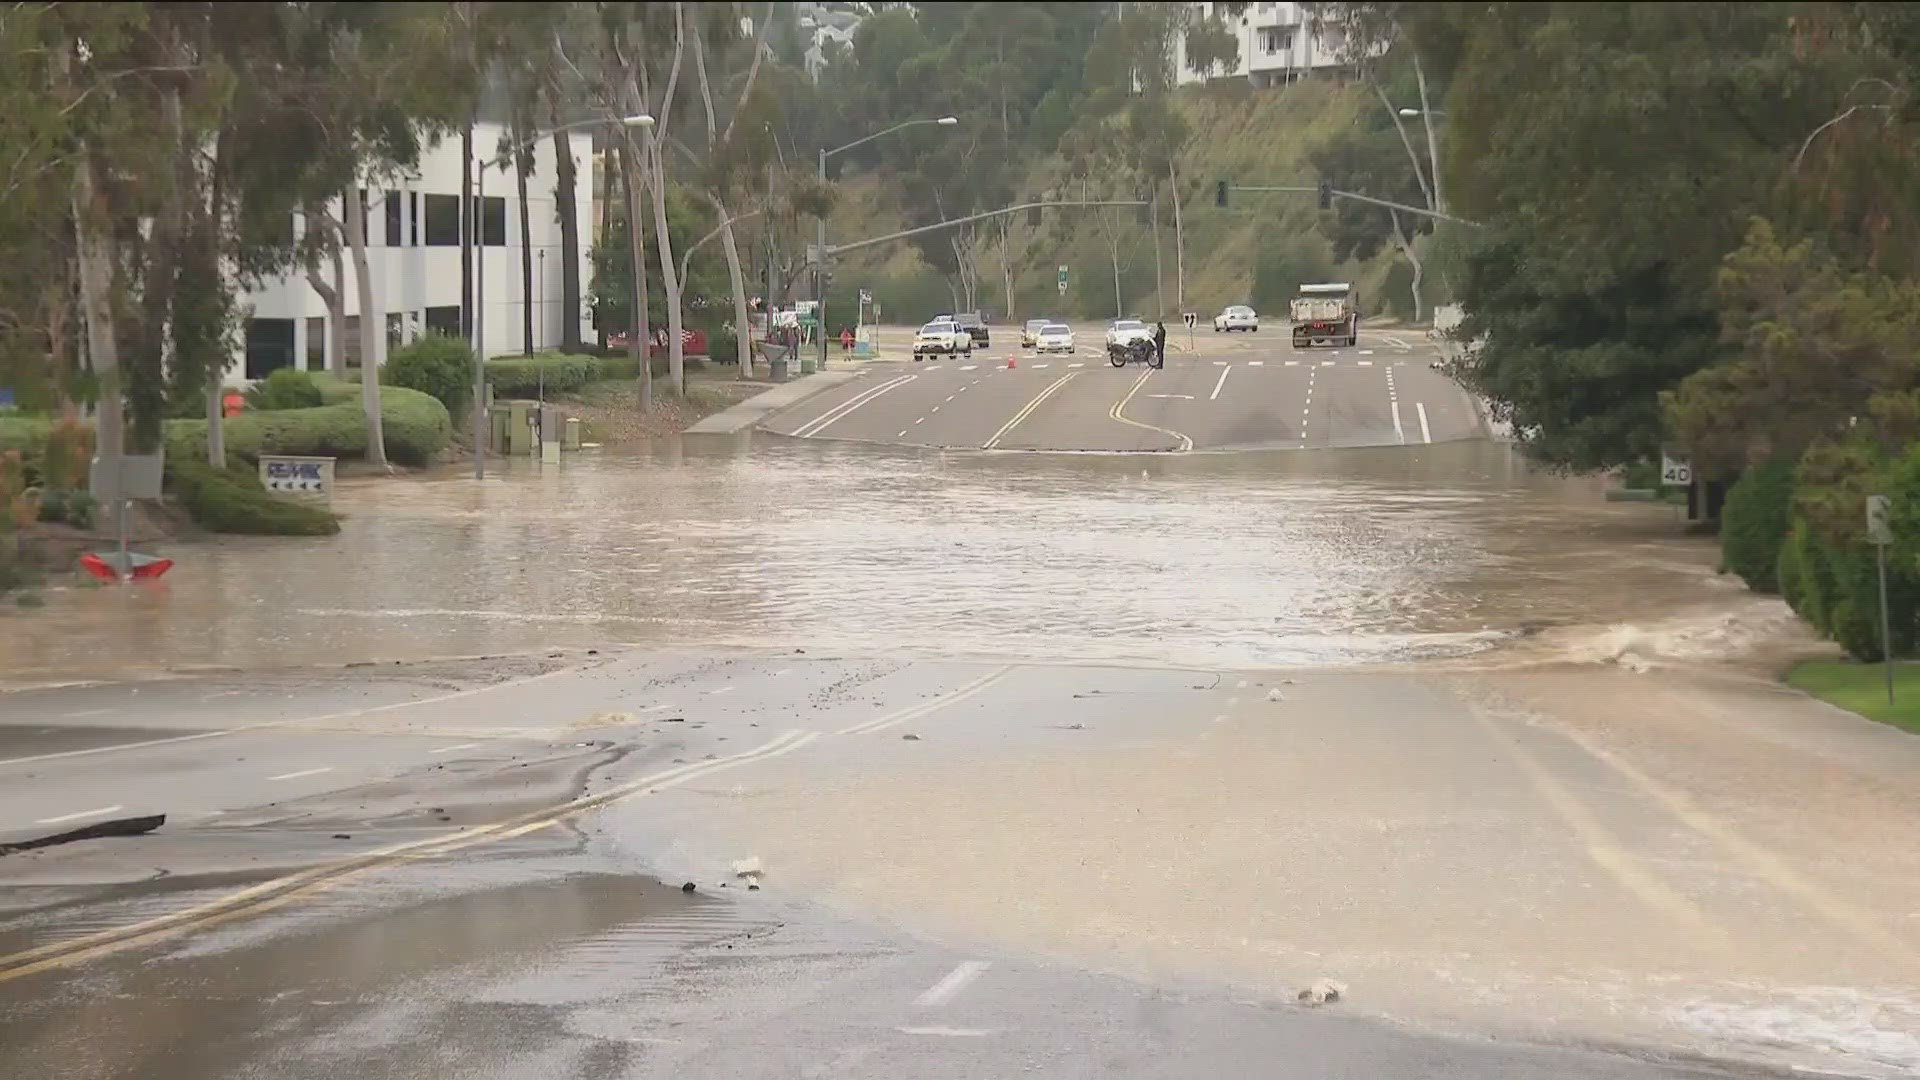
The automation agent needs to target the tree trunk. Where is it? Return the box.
[647,140,685,397]
[1168,159,1186,312]
[132,58,188,455]
[1110,243,1122,319]
[619,136,652,412]
[305,249,347,377]
[549,118,583,353]
[344,188,388,468]
[1388,209,1425,324]
[517,118,534,355]
[72,150,122,461]
[598,143,614,346]
[205,381,225,468]
[715,200,754,379]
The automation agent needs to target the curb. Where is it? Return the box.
[684,368,865,435]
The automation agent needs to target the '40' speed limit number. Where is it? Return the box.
[1661,453,1692,487]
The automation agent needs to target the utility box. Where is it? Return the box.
[563,417,582,451]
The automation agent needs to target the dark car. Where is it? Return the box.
[954,312,990,348]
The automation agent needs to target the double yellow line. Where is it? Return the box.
[1109,369,1193,452]
[982,372,1080,449]
[0,730,819,983]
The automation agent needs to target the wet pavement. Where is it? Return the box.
[4,389,1915,1078]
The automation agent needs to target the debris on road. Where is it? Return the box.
[681,881,697,893]
[1297,979,1346,1006]
[902,733,922,741]
[1267,688,1285,702]
[0,813,166,856]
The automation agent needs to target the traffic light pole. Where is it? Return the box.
[1222,183,1482,228]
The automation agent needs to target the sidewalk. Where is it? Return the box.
[683,367,863,435]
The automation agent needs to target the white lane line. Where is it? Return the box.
[267,767,333,782]
[429,742,481,755]
[959,364,978,371]
[1417,401,1433,444]
[914,416,925,424]
[930,406,940,414]
[1068,362,1085,368]
[708,685,736,696]
[1209,364,1232,401]
[898,1027,991,1038]
[915,960,991,1008]
[60,708,113,719]
[1248,360,1264,367]
[1285,360,1299,367]
[839,667,1015,736]
[1320,360,1335,367]
[897,430,908,437]
[924,365,943,371]
[982,371,1080,449]
[772,669,793,677]
[1147,393,1194,400]
[1359,349,1375,355]
[1357,360,1373,367]
[792,374,917,438]
[1392,402,1406,444]
[34,804,124,826]
[1212,360,1228,367]
[1032,363,1049,369]
[945,394,956,402]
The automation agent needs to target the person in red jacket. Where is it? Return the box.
[840,326,855,354]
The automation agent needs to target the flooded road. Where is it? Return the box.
[0,436,1773,679]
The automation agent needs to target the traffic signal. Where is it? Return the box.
[1215,180,1229,207]
[1317,179,1333,210]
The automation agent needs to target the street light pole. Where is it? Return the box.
[814,115,957,375]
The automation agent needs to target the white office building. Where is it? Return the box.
[231,120,596,383]
[1173,2,1354,88]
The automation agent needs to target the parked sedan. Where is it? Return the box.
[1105,319,1154,348]
[1021,318,1051,348]
[1034,323,1075,354]
[1213,305,1258,332]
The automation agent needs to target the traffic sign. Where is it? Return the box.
[1182,312,1197,328]
[1660,453,1692,487]
[1057,265,1068,295]
[1868,495,1893,545]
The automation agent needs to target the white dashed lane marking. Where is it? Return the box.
[34,804,124,826]
[267,767,332,782]
[914,960,991,1008]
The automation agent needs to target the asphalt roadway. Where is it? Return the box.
[766,324,1482,452]
[3,649,1904,1079]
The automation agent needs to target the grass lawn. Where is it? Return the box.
[1786,659,1920,734]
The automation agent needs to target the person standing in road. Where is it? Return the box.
[841,326,855,354]
[1152,319,1168,367]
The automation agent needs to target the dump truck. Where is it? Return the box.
[1290,282,1359,348]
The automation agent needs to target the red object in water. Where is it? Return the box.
[79,552,174,582]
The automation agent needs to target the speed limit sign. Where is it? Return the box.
[1661,452,1692,487]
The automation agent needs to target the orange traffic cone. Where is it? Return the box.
[1006,354,1016,369]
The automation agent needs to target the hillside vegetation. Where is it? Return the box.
[826,78,1401,326]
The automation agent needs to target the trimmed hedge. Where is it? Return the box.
[245,368,323,411]
[167,381,452,467]
[485,353,601,397]
[1719,459,1794,592]
[165,458,340,536]
[385,333,473,419]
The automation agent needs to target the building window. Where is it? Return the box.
[386,191,403,247]
[305,316,326,369]
[410,192,421,247]
[425,305,462,337]
[342,315,364,368]
[1258,26,1294,53]
[244,318,296,380]
[474,195,506,246]
[424,193,460,246]
[386,312,405,348]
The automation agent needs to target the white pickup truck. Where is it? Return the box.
[913,319,973,361]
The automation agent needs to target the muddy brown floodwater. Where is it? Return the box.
[0,437,1794,680]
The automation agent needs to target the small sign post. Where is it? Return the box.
[1660,452,1692,487]
[1182,311,1197,351]
[1057,265,1068,296]
[1868,494,1895,706]
[89,451,166,583]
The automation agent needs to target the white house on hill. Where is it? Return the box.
[1174,2,1354,88]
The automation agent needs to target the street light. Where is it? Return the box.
[471,113,651,480]
[1398,107,1446,117]
[812,116,958,374]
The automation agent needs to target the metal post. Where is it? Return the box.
[1151,185,1164,320]
[472,156,487,480]
[812,144,826,375]
[1879,541,1894,707]
[536,249,545,403]
[116,498,130,584]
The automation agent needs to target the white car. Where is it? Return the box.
[1034,323,1075,354]
[1213,305,1258,333]
[912,320,972,360]
[1021,318,1051,348]
[1105,319,1154,348]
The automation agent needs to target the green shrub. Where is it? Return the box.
[166,383,451,467]
[1719,459,1794,593]
[704,325,740,365]
[34,488,96,529]
[485,353,601,397]
[385,333,474,418]
[245,368,323,411]
[165,458,340,536]
[598,354,641,381]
